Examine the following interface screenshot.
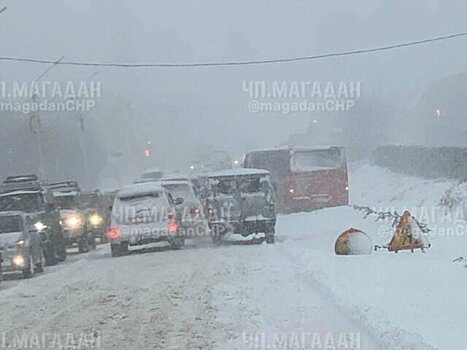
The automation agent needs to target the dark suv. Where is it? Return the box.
[0,175,66,265]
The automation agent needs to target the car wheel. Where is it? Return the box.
[211,225,224,244]
[120,242,129,255]
[265,234,275,244]
[44,244,58,266]
[35,251,45,273]
[88,235,97,250]
[78,235,90,254]
[170,237,185,250]
[22,256,35,278]
[57,242,67,262]
[110,244,121,257]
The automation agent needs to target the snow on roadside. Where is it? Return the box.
[277,163,467,350]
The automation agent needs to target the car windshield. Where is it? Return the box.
[163,183,196,201]
[0,216,24,234]
[290,149,343,172]
[0,193,42,212]
[54,195,79,210]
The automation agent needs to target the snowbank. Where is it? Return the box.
[277,163,467,350]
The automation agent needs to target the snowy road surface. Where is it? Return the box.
[2,163,466,350]
[0,240,381,350]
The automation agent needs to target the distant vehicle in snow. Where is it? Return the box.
[134,168,165,184]
[189,150,232,173]
[161,178,208,238]
[243,146,349,213]
[107,182,185,257]
[205,168,276,244]
[0,175,66,266]
[46,181,96,253]
[80,191,107,245]
[0,211,44,278]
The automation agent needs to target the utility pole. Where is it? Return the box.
[29,56,64,178]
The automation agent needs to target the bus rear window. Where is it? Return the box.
[291,149,342,172]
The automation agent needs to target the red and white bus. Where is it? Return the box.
[243,146,349,213]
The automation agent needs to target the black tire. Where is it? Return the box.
[110,244,121,257]
[211,225,223,244]
[265,234,275,244]
[78,234,90,254]
[88,235,97,250]
[120,242,129,255]
[170,237,185,250]
[22,256,35,278]
[44,243,58,266]
[35,259,44,273]
[56,241,67,262]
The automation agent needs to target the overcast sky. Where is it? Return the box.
[1,0,466,183]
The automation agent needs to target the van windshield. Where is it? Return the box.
[291,149,342,172]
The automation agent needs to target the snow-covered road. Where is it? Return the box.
[0,239,382,350]
[2,163,467,350]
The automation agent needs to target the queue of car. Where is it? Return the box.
[0,146,349,280]
[0,175,111,282]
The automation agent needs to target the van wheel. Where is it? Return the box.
[22,257,35,278]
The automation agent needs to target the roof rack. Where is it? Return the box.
[1,174,43,193]
[3,174,39,184]
[46,181,81,194]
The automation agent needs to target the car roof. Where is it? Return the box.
[247,145,343,154]
[117,182,165,198]
[161,179,191,186]
[0,211,27,218]
[208,168,270,178]
[0,189,41,197]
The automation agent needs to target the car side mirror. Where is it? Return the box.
[174,197,184,206]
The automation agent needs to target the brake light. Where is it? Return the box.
[107,228,120,241]
[190,207,201,215]
[168,221,178,234]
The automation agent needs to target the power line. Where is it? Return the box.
[0,30,466,68]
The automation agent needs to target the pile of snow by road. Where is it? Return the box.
[277,163,467,350]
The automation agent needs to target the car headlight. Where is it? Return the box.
[34,221,47,232]
[65,214,84,229]
[89,213,103,227]
[12,255,25,267]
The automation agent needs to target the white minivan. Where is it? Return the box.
[107,183,184,257]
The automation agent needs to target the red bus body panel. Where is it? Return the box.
[244,147,349,213]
